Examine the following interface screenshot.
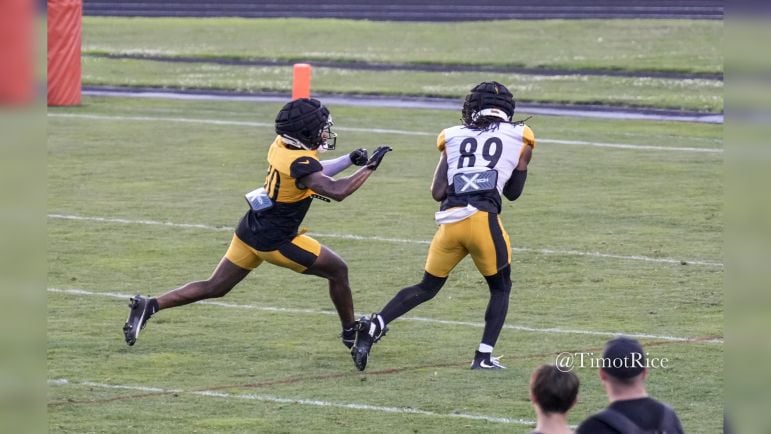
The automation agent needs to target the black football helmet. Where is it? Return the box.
[461,81,516,127]
[275,98,337,150]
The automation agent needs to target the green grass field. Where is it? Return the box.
[83,18,722,74]
[80,18,724,112]
[47,95,723,433]
[82,57,723,112]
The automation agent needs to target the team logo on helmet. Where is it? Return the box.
[275,98,337,151]
[461,81,516,128]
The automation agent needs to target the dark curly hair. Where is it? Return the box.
[461,81,516,131]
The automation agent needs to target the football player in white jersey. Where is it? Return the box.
[352,81,535,371]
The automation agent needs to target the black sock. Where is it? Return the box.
[480,266,512,348]
[149,298,160,315]
[475,350,491,360]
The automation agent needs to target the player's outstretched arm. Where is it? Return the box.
[320,148,368,177]
[301,146,391,202]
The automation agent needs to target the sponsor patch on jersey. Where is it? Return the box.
[452,169,498,195]
[244,187,274,212]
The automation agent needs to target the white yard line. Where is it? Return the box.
[47,112,723,154]
[47,213,724,267]
[47,287,724,344]
[49,378,534,426]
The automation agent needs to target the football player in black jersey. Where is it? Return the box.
[123,98,392,352]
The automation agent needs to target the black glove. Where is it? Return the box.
[366,146,392,170]
[349,148,368,166]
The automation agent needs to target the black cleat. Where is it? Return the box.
[123,295,156,346]
[341,326,356,349]
[470,351,507,370]
[351,316,373,371]
[351,314,387,371]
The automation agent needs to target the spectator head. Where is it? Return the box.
[599,336,648,386]
[530,364,580,414]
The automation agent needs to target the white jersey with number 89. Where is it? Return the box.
[437,122,536,195]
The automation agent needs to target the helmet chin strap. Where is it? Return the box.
[472,108,511,121]
[280,134,312,150]
[281,123,336,152]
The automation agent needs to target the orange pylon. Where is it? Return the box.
[291,63,312,99]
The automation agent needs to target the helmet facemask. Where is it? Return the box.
[318,116,337,152]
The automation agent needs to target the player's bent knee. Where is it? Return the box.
[417,272,446,298]
[484,267,511,294]
[321,254,348,279]
[307,247,349,282]
[325,266,348,284]
[333,259,349,279]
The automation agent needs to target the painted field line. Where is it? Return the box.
[47,112,723,154]
[538,137,722,153]
[48,213,724,268]
[47,288,724,345]
[49,378,532,426]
